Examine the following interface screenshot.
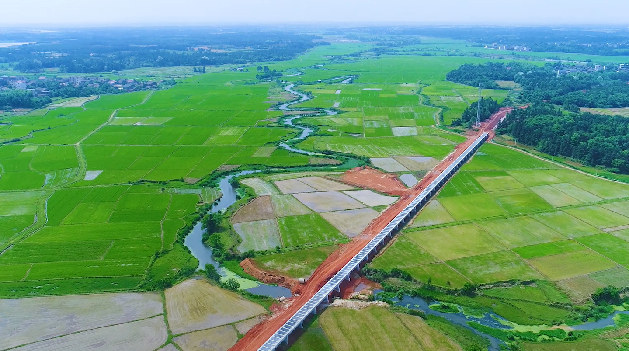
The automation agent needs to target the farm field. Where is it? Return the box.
[0,279,265,351]
[228,175,392,253]
[0,184,200,297]
[4,32,629,351]
[290,306,463,351]
[374,141,629,308]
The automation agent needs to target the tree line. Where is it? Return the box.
[449,62,629,174]
[0,90,51,109]
[447,62,629,109]
[1,29,323,73]
[451,97,501,127]
[496,103,629,173]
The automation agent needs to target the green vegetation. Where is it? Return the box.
[278,214,346,247]
[315,306,463,351]
[3,29,629,350]
[253,246,337,278]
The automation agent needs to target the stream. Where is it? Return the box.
[183,83,339,298]
[183,80,629,344]
[378,292,629,350]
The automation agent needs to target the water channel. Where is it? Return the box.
[183,83,338,298]
[183,80,629,343]
[377,292,629,351]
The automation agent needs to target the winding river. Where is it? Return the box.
[183,80,629,344]
[183,83,338,298]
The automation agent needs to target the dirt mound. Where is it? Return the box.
[240,259,300,292]
[337,166,408,196]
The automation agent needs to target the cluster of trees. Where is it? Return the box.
[446,62,531,89]
[255,65,282,81]
[447,62,629,109]
[451,97,501,127]
[204,263,240,291]
[369,26,629,57]
[591,286,626,306]
[0,78,175,110]
[497,103,629,173]
[1,28,323,73]
[0,90,51,109]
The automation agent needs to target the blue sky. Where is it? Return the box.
[2,0,629,26]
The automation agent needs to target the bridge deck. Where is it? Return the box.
[258,132,489,350]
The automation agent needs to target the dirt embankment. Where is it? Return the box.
[336,166,409,196]
[240,259,300,292]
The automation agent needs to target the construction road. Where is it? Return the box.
[230,109,509,351]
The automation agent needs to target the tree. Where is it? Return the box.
[205,263,221,283]
[592,286,622,305]
[202,212,221,234]
[222,278,240,291]
[460,283,477,297]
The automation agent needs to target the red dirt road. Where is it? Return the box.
[229,109,510,351]
[337,166,409,196]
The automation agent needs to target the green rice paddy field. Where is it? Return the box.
[0,43,489,297]
[374,142,629,304]
[2,35,628,332]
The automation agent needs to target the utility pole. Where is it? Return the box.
[476,84,482,127]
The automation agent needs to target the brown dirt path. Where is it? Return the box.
[229,108,509,351]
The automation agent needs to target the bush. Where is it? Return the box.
[592,285,622,305]
[222,278,241,291]
[205,263,221,283]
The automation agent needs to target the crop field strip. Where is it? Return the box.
[376,142,629,299]
[0,184,200,296]
[0,279,266,351]
[234,176,396,253]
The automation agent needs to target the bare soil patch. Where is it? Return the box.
[240,258,300,291]
[370,158,410,172]
[395,156,439,171]
[339,166,409,196]
[174,325,238,351]
[231,196,275,223]
[294,191,365,212]
[235,316,265,335]
[343,190,397,207]
[556,275,605,303]
[581,107,629,117]
[165,279,266,335]
[0,292,163,350]
[218,165,240,172]
[321,208,380,237]
[13,316,167,351]
[50,96,97,108]
[297,176,354,191]
[329,299,388,310]
[399,173,419,187]
[274,179,317,194]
